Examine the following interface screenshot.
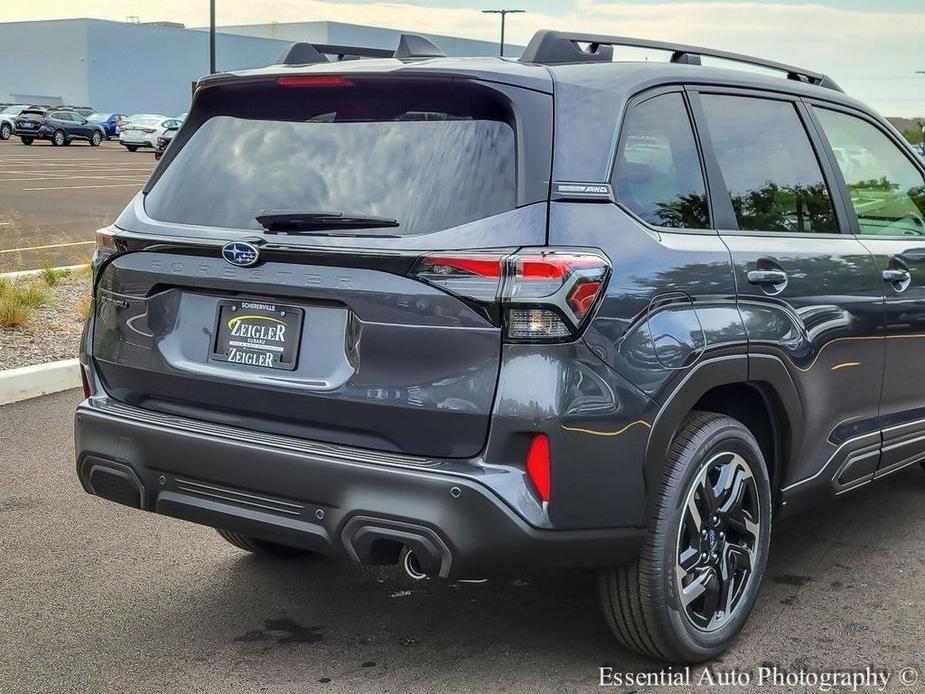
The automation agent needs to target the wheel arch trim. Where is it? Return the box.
[641,354,804,523]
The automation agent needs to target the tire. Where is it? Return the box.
[599,411,772,663]
[21,137,33,145]
[0,123,10,140]
[52,130,66,146]
[125,145,138,152]
[216,529,313,558]
[90,131,102,147]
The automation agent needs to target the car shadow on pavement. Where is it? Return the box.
[107,467,925,690]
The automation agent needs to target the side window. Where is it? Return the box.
[814,108,925,236]
[700,95,838,234]
[614,92,710,229]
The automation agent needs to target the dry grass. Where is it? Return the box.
[0,279,52,328]
[40,266,72,286]
[0,300,30,328]
[76,297,92,321]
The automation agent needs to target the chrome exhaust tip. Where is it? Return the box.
[401,547,429,581]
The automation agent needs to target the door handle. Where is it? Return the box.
[747,269,788,286]
[882,268,911,284]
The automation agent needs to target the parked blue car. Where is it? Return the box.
[87,113,127,139]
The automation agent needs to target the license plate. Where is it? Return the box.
[21,123,32,128]
[210,300,303,371]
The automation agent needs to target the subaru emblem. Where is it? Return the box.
[222,241,259,267]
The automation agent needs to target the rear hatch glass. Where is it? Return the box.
[145,78,517,236]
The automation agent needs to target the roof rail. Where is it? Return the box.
[278,33,446,66]
[519,30,842,92]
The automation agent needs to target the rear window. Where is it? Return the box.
[145,78,518,236]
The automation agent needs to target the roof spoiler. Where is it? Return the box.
[518,30,842,92]
[278,33,446,66]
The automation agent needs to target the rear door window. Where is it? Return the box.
[614,92,710,229]
[814,108,925,236]
[700,95,838,234]
[146,79,518,236]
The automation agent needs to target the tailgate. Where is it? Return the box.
[93,250,503,458]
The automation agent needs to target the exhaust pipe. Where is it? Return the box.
[401,546,429,580]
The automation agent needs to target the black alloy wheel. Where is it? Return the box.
[599,412,772,663]
[675,451,761,632]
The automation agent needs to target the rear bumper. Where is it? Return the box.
[75,398,644,578]
[15,127,48,138]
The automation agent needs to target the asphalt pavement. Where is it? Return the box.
[2,390,924,693]
[0,138,154,273]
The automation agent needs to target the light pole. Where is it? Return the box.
[482,9,525,57]
[917,72,924,152]
[209,0,216,74]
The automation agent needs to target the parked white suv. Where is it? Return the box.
[0,105,30,140]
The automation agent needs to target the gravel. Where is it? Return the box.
[0,271,90,370]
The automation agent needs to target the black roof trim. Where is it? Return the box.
[519,30,842,92]
[278,33,446,66]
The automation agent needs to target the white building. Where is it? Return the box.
[0,18,517,116]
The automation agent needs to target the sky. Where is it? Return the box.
[6,1,925,117]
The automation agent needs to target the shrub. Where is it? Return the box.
[40,266,71,286]
[0,296,31,328]
[18,281,50,308]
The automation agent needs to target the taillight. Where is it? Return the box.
[525,434,551,503]
[277,75,354,88]
[92,227,120,272]
[411,252,506,302]
[80,364,95,398]
[411,248,609,341]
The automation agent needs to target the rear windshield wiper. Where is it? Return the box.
[255,210,400,235]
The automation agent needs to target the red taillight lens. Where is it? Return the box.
[567,279,604,318]
[276,75,354,88]
[411,252,507,302]
[80,364,95,398]
[526,434,551,503]
[411,249,609,341]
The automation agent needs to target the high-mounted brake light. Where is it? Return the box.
[526,434,551,503]
[276,75,354,88]
[411,249,609,341]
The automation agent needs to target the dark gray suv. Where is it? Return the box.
[75,31,925,663]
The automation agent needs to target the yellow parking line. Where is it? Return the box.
[22,183,143,191]
[0,240,95,254]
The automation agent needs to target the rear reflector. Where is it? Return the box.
[525,434,551,503]
[276,75,354,88]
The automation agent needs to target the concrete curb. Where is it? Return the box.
[1,264,89,280]
[0,358,81,406]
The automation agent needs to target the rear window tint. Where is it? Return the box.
[614,92,709,229]
[700,95,838,234]
[145,79,517,236]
